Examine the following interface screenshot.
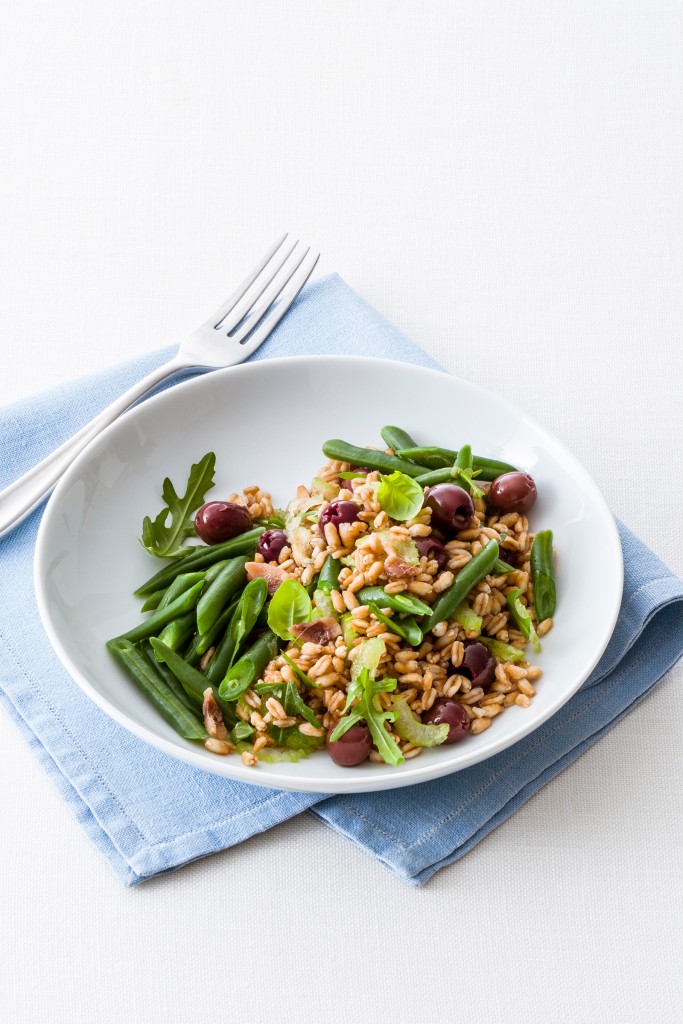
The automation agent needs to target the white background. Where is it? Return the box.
[1,3,682,1022]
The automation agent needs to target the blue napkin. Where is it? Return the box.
[1,275,682,886]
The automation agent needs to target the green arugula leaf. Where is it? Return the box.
[330,667,404,766]
[140,452,216,558]
[266,578,312,640]
[376,471,425,521]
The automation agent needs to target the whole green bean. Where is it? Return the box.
[112,581,204,645]
[400,446,518,481]
[530,529,556,622]
[196,556,249,636]
[204,559,230,584]
[322,440,424,478]
[157,611,197,653]
[356,586,432,617]
[190,599,239,661]
[318,555,342,594]
[423,540,500,633]
[380,426,418,454]
[106,638,207,740]
[414,467,458,488]
[205,608,240,683]
[150,639,236,723]
[218,631,280,701]
[140,640,197,714]
[133,528,264,597]
[157,571,205,610]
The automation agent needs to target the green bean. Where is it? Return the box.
[205,586,261,685]
[133,529,264,596]
[195,556,249,636]
[380,426,418,454]
[322,440,424,478]
[530,530,556,622]
[140,588,166,613]
[357,586,432,617]
[158,572,205,611]
[204,559,230,584]
[366,603,422,646]
[399,446,518,481]
[189,599,239,662]
[112,581,204,644]
[318,555,342,594]
[150,639,236,722]
[414,467,458,488]
[140,640,197,714]
[218,631,279,701]
[423,540,499,633]
[106,639,207,740]
[157,611,197,652]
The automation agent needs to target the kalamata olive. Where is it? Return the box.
[318,500,360,532]
[326,723,372,766]
[195,502,252,544]
[422,700,470,743]
[425,484,475,534]
[415,536,448,571]
[257,529,288,561]
[460,641,496,691]
[488,472,537,514]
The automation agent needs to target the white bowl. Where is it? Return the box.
[35,356,623,793]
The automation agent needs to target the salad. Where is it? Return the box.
[106,427,556,769]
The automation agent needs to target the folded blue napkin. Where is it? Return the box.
[1,275,682,886]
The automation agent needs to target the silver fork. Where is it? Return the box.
[0,235,319,538]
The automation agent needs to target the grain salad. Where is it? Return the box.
[107,427,557,769]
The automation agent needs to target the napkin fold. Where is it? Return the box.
[1,275,682,886]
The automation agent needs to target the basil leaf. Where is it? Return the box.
[376,471,425,522]
[140,452,216,558]
[266,579,312,640]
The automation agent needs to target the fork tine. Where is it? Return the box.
[218,235,300,334]
[228,242,312,346]
[236,249,320,357]
[202,233,289,330]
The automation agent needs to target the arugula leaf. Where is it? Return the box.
[140,452,216,558]
[376,471,425,522]
[507,588,542,653]
[280,651,318,689]
[223,578,268,670]
[330,667,404,766]
[266,579,312,640]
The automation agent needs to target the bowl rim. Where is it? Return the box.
[34,354,624,794]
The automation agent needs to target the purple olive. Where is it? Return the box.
[326,723,372,766]
[488,472,537,514]
[460,641,496,691]
[195,502,252,545]
[425,484,475,534]
[319,500,360,532]
[415,536,448,571]
[422,700,470,743]
[257,529,288,561]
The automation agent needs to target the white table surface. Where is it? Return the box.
[1,3,682,1022]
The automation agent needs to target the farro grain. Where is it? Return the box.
[205,738,234,755]
[470,718,492,734]
[537,617,554,637]
[241,751,257,766]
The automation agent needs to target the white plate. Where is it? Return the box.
[35,356,623,793]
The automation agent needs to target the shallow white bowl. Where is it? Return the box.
[35,356,623,793]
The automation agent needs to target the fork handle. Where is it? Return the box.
[0,357,189,538]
